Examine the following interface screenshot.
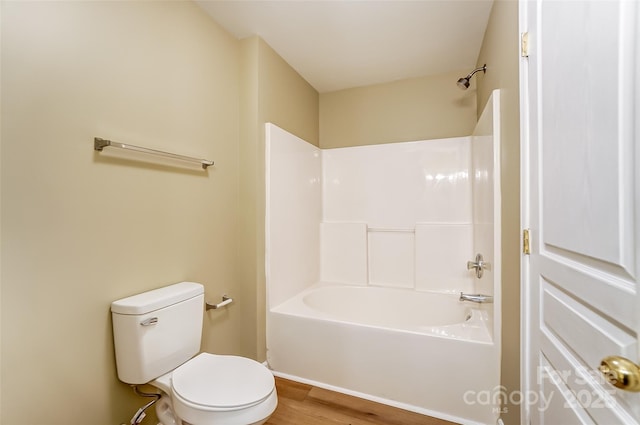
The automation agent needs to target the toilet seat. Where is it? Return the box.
[171,353,276,411]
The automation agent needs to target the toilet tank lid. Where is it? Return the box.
[111,282,204,315]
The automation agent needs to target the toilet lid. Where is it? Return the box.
[172,353,275,409]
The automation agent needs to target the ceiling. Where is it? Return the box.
[196,1,494,93]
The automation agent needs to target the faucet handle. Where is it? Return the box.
[467,253,491,278]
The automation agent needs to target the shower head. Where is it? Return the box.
[456,64,486,90]
[457,77,471,90]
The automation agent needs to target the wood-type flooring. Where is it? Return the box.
[265,377,459,425]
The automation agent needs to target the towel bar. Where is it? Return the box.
[94,137,214,169]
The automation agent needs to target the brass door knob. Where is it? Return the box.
[599,356,640,392]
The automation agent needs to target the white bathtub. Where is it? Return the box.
[267,283,500,425]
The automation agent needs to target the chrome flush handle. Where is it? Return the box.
[467,253,491,278]
[140,317,158,326]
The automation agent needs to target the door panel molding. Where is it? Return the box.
[521,0,640,423]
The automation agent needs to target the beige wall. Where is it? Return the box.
[239,36,319,361]
[319,71,477,148]
[1,2,241,423]
[237,36,261,361]
[475,1,521,424]
[258,39,320,148]
[0,0,3,414]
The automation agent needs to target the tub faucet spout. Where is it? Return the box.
[459,292,493,303]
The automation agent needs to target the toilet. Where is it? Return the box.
[111,282,277,425]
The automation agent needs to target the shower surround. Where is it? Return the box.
[266,92,501,424]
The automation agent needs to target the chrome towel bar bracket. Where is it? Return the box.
[94,137,214,169]
[206,295,233,311]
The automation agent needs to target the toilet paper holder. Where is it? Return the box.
[206,295,233,311]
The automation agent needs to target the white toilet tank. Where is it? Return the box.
[111,282,204,384]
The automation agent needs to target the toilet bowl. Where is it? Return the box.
[151,353,277,425]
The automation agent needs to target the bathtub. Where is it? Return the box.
[267,283,500,425]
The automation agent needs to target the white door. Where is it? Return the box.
[521,0,640,424]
